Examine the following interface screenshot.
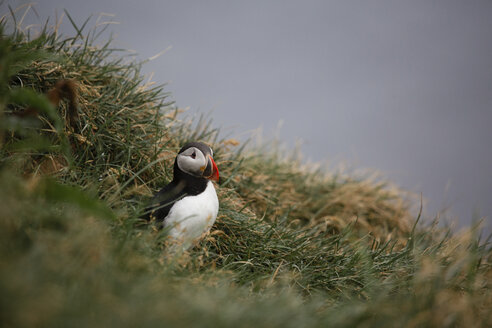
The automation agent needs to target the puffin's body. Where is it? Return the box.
[146,142,219,249]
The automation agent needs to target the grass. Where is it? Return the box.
[1,9,491,327]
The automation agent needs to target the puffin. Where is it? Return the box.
[145,142,220,249]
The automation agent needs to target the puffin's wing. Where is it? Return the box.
[143,182,187,223]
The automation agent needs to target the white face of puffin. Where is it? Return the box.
[176,145,219,181]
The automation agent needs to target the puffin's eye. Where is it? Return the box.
[191,151,196,159]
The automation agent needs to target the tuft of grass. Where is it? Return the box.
[1,9,491,327]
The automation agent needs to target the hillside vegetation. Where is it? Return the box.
[1,13,491,327]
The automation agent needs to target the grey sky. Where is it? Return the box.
[9,0,492,231]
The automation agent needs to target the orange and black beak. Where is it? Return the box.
[203,155,219,182]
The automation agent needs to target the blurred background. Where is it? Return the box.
[9,0,492,231]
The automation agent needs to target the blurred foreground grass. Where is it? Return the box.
[1,11,491,327]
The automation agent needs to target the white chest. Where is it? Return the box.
[163,181,219,248]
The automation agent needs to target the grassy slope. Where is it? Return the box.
[1,15,491,327]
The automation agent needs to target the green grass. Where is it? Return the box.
[1,11,491,328]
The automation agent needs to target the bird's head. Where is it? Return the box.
[175,142,219,182]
